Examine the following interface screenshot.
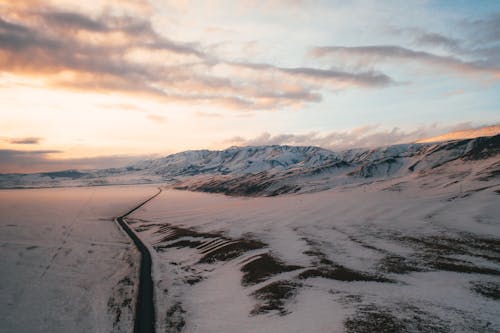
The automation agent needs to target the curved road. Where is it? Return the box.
[115,188,162,333]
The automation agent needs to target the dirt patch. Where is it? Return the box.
[176,173,275,196]
[133,224,160,232]
[382,182,408,192]
[401,233,500,262]
[298,265,392,283]
[344,305,405,333]
[430,258,500,275]
[470,281,500,300]
[268,185,301,196]
[124,218,150,225]
[347,234,387,253]
[175,171,306,197]
[300,237,335,265]
[165,302,186,333]
[303,249,334,265]
[118,276,133,286]
[155,224,220,243]
[107,276,135,332]
[374,232,500,278]
[198,239,266,263]
[155,239,204,251]
[250,280,301,316]
[336,293,363,305]
[241,253,302,286]
[300,235,392,282]
[344,304,450,333]
[377,254,426,274]
[139,223,226,252]
[462,135,500,161]
[184,275,204,285]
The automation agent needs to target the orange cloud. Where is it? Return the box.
[0,1,394,111]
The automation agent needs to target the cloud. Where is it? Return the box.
[41,11,109,32]
[230,61,393,88]
[385,26,462,51]
[0,1,395,111]
[463,12,500,44]
[146,114,167,123]
[281,66,392,87]
[414,32,461,50]
[224,122,488,151]
[0,149,61,173]
[97,103,145,111]
[310,45,500,78]
[6,137,42,144]
[0,149,154,173]
[313,13,500,82]
[0,0,153,17]
[1,1,496,114]
[195,111,222,118]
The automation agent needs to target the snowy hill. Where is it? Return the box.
[0,135,498,194]
[134,145,339,176]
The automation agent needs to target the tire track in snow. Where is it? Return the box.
[40,188,96,278]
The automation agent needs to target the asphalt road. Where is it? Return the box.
[116,188,162,333]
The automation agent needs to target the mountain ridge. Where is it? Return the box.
[0,135,498,195]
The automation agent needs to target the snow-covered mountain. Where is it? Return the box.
[173,135,499,195]
[133,145,339,176]
[0,135,498,194]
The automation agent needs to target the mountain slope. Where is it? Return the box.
[0,135,499,195]
[175,135,499,195]
[134,145,339,176]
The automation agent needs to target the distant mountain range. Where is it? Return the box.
[1,134,499,195]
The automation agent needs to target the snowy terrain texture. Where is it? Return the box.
[0,134,499,332]
[124,134,500,332]
[0,186,159,333]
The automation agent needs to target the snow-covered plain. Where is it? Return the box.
[128,161,500,332]
[0,185,158,333]
[1,136,499,332]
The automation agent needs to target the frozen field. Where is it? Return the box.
[128,173,500,332]
[1,137,499,332]
[0,185,158,333]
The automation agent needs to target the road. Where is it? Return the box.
[116,188,162,333]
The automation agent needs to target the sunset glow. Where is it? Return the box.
[1,0,499,172]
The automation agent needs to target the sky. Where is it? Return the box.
[1,0,499,172]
